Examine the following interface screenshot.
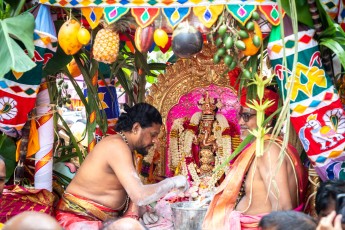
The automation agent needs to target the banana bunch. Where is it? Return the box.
[210,11,262,70]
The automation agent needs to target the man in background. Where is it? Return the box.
[316,179,345,220]
[259,210,317,230]
[203,89,308,229]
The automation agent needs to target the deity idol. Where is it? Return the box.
[169,91,232,191]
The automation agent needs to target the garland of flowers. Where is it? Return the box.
[170,111,232,189]
[206,114,231,188]
[169,118,186,170]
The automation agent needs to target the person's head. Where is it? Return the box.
[3,211,62,230]
[115,103,162,155]
[258,210,317,230]
[316,179,345,220]
[0,155,5,197]
[102,217,147,230]
[238,88,279,139]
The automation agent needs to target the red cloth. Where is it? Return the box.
[240,88,280,116]
[0,185,55,223]
[56,193,120,230]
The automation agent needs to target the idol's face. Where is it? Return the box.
[238,107,257,139]
[135,123,161,156]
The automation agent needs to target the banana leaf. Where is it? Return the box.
[0,133,16,182]
[43,45,72,77]
[0,12,35,78]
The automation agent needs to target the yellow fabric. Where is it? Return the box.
[15,119,40,161]
[81,7,103,29]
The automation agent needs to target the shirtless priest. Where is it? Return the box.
[203,89,308,230]
[56,103,188,230]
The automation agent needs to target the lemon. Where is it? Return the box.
[153,29,168,48]
[77,28,91,45]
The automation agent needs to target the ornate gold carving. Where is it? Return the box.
[146,43,232,176]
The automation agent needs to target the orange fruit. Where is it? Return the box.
[241,22,262,56]
[77,28,91,45]
[67,58,83,77]
[58,19,82,55]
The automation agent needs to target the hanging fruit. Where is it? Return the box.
[209,10,264,74]
[58,19,83,55]
[172,22,203,58]
[66,58,83,78]
[77,27,91,45]
[153,28,168,48]
[134,24,155,53]
[240,21,262,56]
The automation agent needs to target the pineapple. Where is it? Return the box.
[93,26,119,64]
[93,18,134,64]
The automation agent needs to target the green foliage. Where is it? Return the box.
[0,12,35,78]
[43,45,72,77]
[111,34,167,104]
[0,134,16,182]
[281,0,313,27]
[315,0,345,70]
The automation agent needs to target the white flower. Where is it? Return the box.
[0,97,18,121]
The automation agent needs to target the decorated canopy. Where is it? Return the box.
[40,0,279,8]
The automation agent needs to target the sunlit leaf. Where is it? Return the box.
[0,12,36,78]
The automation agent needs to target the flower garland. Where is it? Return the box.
[169,118,186,170]
[205,114,231,188]
[169,111,232,189]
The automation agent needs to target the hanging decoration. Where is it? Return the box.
[81,7,104,29]
[134,25,155,52]
[268,18,345,181]
[39,0,279,8]
[104,7,129,24]
[258,4,284,26]
[193,5,224,28]
[0,5,56,138]
[226,4,256,26]
[131,8,160,28]
[154,29,169,48]
[162,7,191,29]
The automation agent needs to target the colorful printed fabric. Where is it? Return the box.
[163,7,190,29]
[0,5,56,138]
[0,185,55,223]
[193,5,224,28]
[56,193,120,230]
[39,0,279,8]
[226,4,257,26]
[268,17,345,181]
[202,135,308,230]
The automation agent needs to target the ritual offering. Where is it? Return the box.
[171,201,208,230]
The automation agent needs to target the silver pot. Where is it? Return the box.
[171,201,208,230]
